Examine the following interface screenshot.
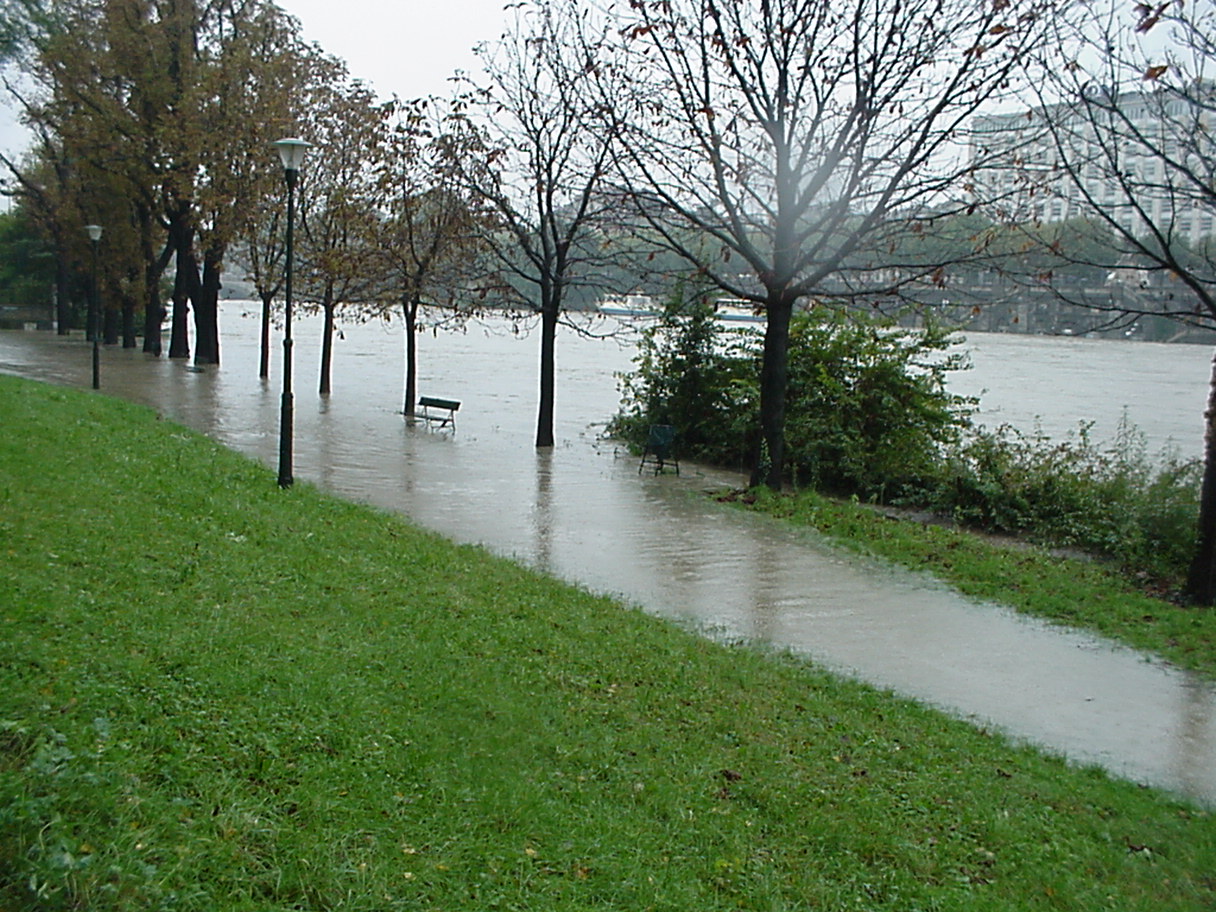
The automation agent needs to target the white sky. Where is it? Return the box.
[0,0,512,159]
[0,1,1175,166]
[276,0,510,101]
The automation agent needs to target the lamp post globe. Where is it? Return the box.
[273,137,312,488]
[84,224,102,390]
[274,137,311,172]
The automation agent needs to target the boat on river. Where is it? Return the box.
[714,298,765,323]
[597,293,765,323]
[597,292,658,317]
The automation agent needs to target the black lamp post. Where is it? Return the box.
[273,137,312,488]
[84,224,102,390]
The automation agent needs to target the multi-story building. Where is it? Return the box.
[970,85,1215,246]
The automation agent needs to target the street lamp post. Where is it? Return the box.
[84,224,102,390]
[273,137,312,488]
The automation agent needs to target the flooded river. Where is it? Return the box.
[2,307,1215,805]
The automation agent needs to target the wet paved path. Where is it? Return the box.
[3,315,1214,805]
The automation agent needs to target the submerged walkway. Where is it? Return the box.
[3,319,1214,805]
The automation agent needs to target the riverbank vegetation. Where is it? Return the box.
[4,374,1216,909]
[612,293,1202,604]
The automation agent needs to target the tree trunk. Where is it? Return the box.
[535,303,558,448]
[143,278,165,356]
[319,300,335,395]
[750,293,795,489]
[193,248,222,366]
[259,292,273,379]
[102,304,119,345]
[169,289,190,357]
[142,231,171,356]
[1185,346,1216,605]
[402,297,418,417]
[168,231,193,359]
[54,256,73,334]
[121,294,137,348]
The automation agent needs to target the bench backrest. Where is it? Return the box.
[419,396,461,412]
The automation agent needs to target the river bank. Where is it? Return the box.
[2,322,1215,805]
[3,375,1214,910]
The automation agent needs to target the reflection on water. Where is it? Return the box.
[3,309,1215,805]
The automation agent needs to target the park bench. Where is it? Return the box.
[639,424,679,475]
[416,395,460,430]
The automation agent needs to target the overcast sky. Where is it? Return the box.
[277,0,509,100]
[0,0,511,159]
[0,1,1169,163]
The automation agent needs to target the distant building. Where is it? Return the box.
[970,85,1216,246]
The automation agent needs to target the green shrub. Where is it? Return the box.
[609,279,758,470]
[918,419,1200,583]
[612,290,972,491]
[781,310,973,496]
[612,282,1200,586]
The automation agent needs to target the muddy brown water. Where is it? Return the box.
[2,307,1214,805]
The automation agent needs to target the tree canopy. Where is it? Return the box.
[598,0,1056,486]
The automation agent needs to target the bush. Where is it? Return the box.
[920,420,1200,582]
[612,283,1200,586]
[612,289,973,493]
[609,280,758,470]
[781,310,973,496]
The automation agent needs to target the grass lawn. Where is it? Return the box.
[2,373,1214,911]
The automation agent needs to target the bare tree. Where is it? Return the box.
[603,0,1054,488]
[378,97,489,417]
[461,0,619,448]
[295,64,390,396]
[1002,2,1216,601]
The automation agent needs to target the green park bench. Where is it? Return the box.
[417,396,461,430]
[639,424,679,475]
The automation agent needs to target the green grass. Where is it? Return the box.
[2,373,1215,911]
[737,488,1216,681]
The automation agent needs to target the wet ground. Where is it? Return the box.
[3,312,1214,805]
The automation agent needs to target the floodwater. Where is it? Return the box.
[2,306,1215,806]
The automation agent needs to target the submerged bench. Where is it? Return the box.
[639,424,679,475]
[416,395,460,429]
